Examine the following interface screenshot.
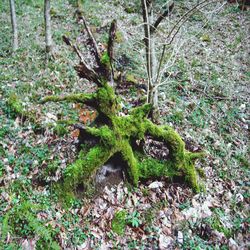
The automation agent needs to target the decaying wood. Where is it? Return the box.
[62,35,101,85]
[41,16,205,201]
[108,20,117,84]
[81,15,101,65]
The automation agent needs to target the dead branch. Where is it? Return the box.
[150,2,174,33]
[62,35,101,85]
[81,15,101,65]
[74,63,101,85]
[108,19,117,82]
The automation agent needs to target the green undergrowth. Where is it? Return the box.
[111,210,128,235]
[6,93,37,124]
[1,201,60,250]
[111,209,142,236]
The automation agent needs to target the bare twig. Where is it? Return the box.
[81,15,101,65]
[166,0,218,45]
[151,2,174,33]
[156,1,226,87]
[155,44,166,84]
[62,35,83,61]
[191,86,237,101]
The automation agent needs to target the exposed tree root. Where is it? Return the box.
[42,83,205,201]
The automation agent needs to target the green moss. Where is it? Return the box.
[100,51,110,68]
[183,159,200,192]
[111,210,127,235]
[2,201,60,249]
[141,121,204,191]
[41,71,204,196]
[54,92,203,195]
[130,104,152,119]
[184,152,206,192]
[63,146,113,190]
[145,122,185,162]
[119,140,139,185]
[86,126,116,146]
[136,153,177,179]
[97,84,118,115]
[7,93,24,115]
[196,167,206,178]
[7,93,36,123]
[126,74,137,84]
[115,31,124,43]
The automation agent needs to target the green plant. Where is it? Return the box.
[179,200,191,210]
[71,228,87,246]
[1,201,60,249]
[205,209,232,238]
[182,234,215,250]
[166,110,185,124]
[111,210,127,235]
[127,211,141,228]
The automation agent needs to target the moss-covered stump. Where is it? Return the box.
[42,83,204,197]
[40,18,205,202]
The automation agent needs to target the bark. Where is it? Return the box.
[44,0,53,55]
[141,0,153,96]
[9,0,18,51]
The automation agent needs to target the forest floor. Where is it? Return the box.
[0,0,249,249]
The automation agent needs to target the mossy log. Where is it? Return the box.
[41,18,205,200]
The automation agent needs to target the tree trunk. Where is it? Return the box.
[44,0,53,56]
[141,0,160,121]
[141,0,153,100]
[9,0,18,51]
